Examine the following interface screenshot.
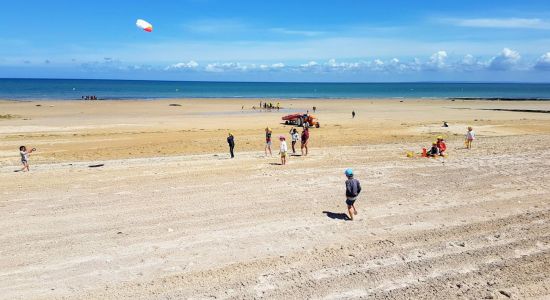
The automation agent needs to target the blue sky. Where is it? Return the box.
[1,0,550,82]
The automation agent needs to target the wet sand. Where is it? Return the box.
[0,98,549,299]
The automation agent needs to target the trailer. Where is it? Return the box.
[282,113,320,128]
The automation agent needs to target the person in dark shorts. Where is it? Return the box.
[227,133,235,158]
[344,168,361,220]
[19,145,36,172]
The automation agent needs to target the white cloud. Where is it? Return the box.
[205,62,248,72]
[425,50,448,70]
[534,52,550,71]
[488,48,521,70]
[443,18,550,30]
[457,54,486,71]
[164,60,199,70]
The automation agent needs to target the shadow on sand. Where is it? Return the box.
[322,211,350,221]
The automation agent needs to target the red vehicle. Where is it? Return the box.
[282,113,320,128]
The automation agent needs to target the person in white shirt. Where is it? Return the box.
[465,126,476,149]
[279,136,288,165]
[19,145,35,172]
[289,128,300,154]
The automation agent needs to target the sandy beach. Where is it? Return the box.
[1,98,549,299]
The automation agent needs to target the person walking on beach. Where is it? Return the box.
[265,127,273,156]
[289,128,300,154]
[19,146,35,172]
[313,106,317,113]
[301,126,309,156]
[465,126,475,149]
[352,110,356,118]
[227,133,235,158]
[279,136,288,165]
[344,169,361,221]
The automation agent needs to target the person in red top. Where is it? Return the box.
[301,126,310,156]
[436,136,447,156]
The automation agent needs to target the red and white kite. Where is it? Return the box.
[136,19,153,32]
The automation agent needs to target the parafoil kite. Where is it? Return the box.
[136,19,153,32]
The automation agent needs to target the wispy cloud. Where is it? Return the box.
[270,28,325,37]
[182,19,248,34]
[441,17,550,29]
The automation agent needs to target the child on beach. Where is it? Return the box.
[465,126,475,149]
[289,128,300,154]
[344,169,361,221]
[279,136,288,165]
[19,146,35,172]
[265,127,273,156]
[427,142,440,157]
[436,136,447,156]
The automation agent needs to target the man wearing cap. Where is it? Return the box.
[344,169,362,221]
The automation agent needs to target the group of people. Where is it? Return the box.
[82,95,98,100]
[425,126,476,157]
[426,136,447,157]
[226,125,310,165]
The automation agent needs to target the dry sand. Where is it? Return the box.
[0,98,549,299]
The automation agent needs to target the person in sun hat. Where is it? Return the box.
[344,168,362,221]
[279,136,288,165]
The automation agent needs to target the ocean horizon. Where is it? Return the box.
[1,78,550,100]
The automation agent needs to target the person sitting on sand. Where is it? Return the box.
[344,169,361,221]
[19,146,35,172]
[227,133,235,158]
[465,126,475,149]
[427,142,439,157]
[436,136,447,156]
[279,136,288,165]
[442,121,449,127]
[301,126,309,156]
[265,127,273,157]
[289,128,300,154]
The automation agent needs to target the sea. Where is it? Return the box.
[0,78,549,100]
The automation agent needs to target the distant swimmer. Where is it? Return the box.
[265,127,273,157]
[279,136,288,165]
[227,132,235,158]
[352,110,356,118]
[465,126,475,149]
[18,145,36,172]
[344,169,362,221]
